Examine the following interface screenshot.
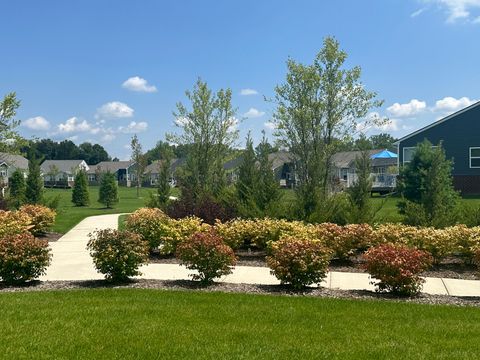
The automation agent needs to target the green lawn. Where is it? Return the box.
[0,289,479,359]
[46,186,179,234]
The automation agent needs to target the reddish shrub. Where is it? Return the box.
[87,229,149,282]
[0,232,51,284]
[363,243,433,296]
[266,237,331,289]
[176,230,236,284]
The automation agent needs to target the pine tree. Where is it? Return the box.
[72,170,90,206]
[25,153,44,204]
[347,150,374,223]
[397,140,459,227]
[98,171,119,208]
[235,133,260,217]
[9,168,26,208]
[255,132,280,212]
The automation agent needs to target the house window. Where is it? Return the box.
[403,147,416,164]
[340,168,348,181]
[470,147,480,168]
[0,169,7,178]
[88,174,96,182]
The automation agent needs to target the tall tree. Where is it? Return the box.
[347,150,374,223]
[25,152,44,204]
[9,169,26,208]
[155,156,172,209]
[167,78,238,199]
[130,134,146,198]
[369,133,397,150]
[235,133,260,217]
[98,171,119,208]
[72,170,90,206]
[255,131,280,213]
[0,92,24,153]
[273,37,384,218]
[397,140,459,228]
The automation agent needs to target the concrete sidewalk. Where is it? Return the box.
[42,214,480,297]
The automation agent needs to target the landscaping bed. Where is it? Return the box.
[1,279,480,307]
[150,250,480,280]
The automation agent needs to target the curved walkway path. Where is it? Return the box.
[42,214,480,297]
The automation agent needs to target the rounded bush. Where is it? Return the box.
[176,230,236,284]
[363,243,433,296]
[266,237,331,289]
[125,208,170,250]
[0,232,51,284]
[0,210,31,239]
[87,229,149,282]
[19,204,56,236]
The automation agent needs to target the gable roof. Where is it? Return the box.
[331,150,382,168]
[0,152,28,170]
[87,161,135,174]
[395,100,480,144]
[144,158,184,174]
[41,159,87,174]
[269,151,294,170]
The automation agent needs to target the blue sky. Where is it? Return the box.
[1,0,479,159]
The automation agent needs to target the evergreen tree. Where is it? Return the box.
[397,140,459,227]
[155,157,172,209]
[347,150,374,223]
[9,168,26,208]
[255,132,280,212]
[98,171,119,208]
[72,170,90,206]
[25,153,44,204]
[235,133,260,217]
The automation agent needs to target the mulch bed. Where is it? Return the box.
[1,278,479,307]
[39,232,63,242]
[150,250,480,280]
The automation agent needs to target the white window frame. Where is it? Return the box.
[402,147,416,164]
[470,147,480,168]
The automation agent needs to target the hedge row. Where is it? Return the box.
[126,208,480,264]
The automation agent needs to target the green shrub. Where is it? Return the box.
[0,232,51,284]
[19,204,56,236]
[87,229,149,282]
[266,237,331,289]
[72,170,90,206]
[363,243,433,296]
[98,171,118,208]
[176,230,236,285]
[8,169,26,209]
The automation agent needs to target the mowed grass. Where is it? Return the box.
[0,289,479,359]
[46,186,179,234]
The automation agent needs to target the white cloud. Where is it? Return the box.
[23,116,50,130]
[240,88,258,96]
[411,7,426,17]
[67,135,78,141]
[57,117,93,133]
[122,76,157,93]
[101,134,116,143]
[426,0,480,23]
[387,99,426,117]
[264,121,276,130]
[118,121,148,134]
[96,101,134,119]
[243,107,265,118]
[433,96,477,113]
[228,117,239,132]
[357,112,399,132]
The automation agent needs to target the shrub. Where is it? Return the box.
[8,169,26,209]
[214,218,256,249]
[0,210,31,239]
[0,232,51,284]
[176,230,236,284]
[98,171,118,208]
[87,229,149,282]
[20,204,56,236]
[162,216,211,255]
[321,223,374,259]
[363,243,433,296]
[72,170,90,206]
[125,208,170,250]
[266,237,331,289]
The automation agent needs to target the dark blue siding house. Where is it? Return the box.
[396,100,480,194]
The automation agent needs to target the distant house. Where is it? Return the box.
[0,152,29,185]
[41,159,89,188]
[331,149,398,193]
[87,161,136,187]
[396,100,480,194]
[144,158,185,187]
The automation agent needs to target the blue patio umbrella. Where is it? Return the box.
[370,149,398,159]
